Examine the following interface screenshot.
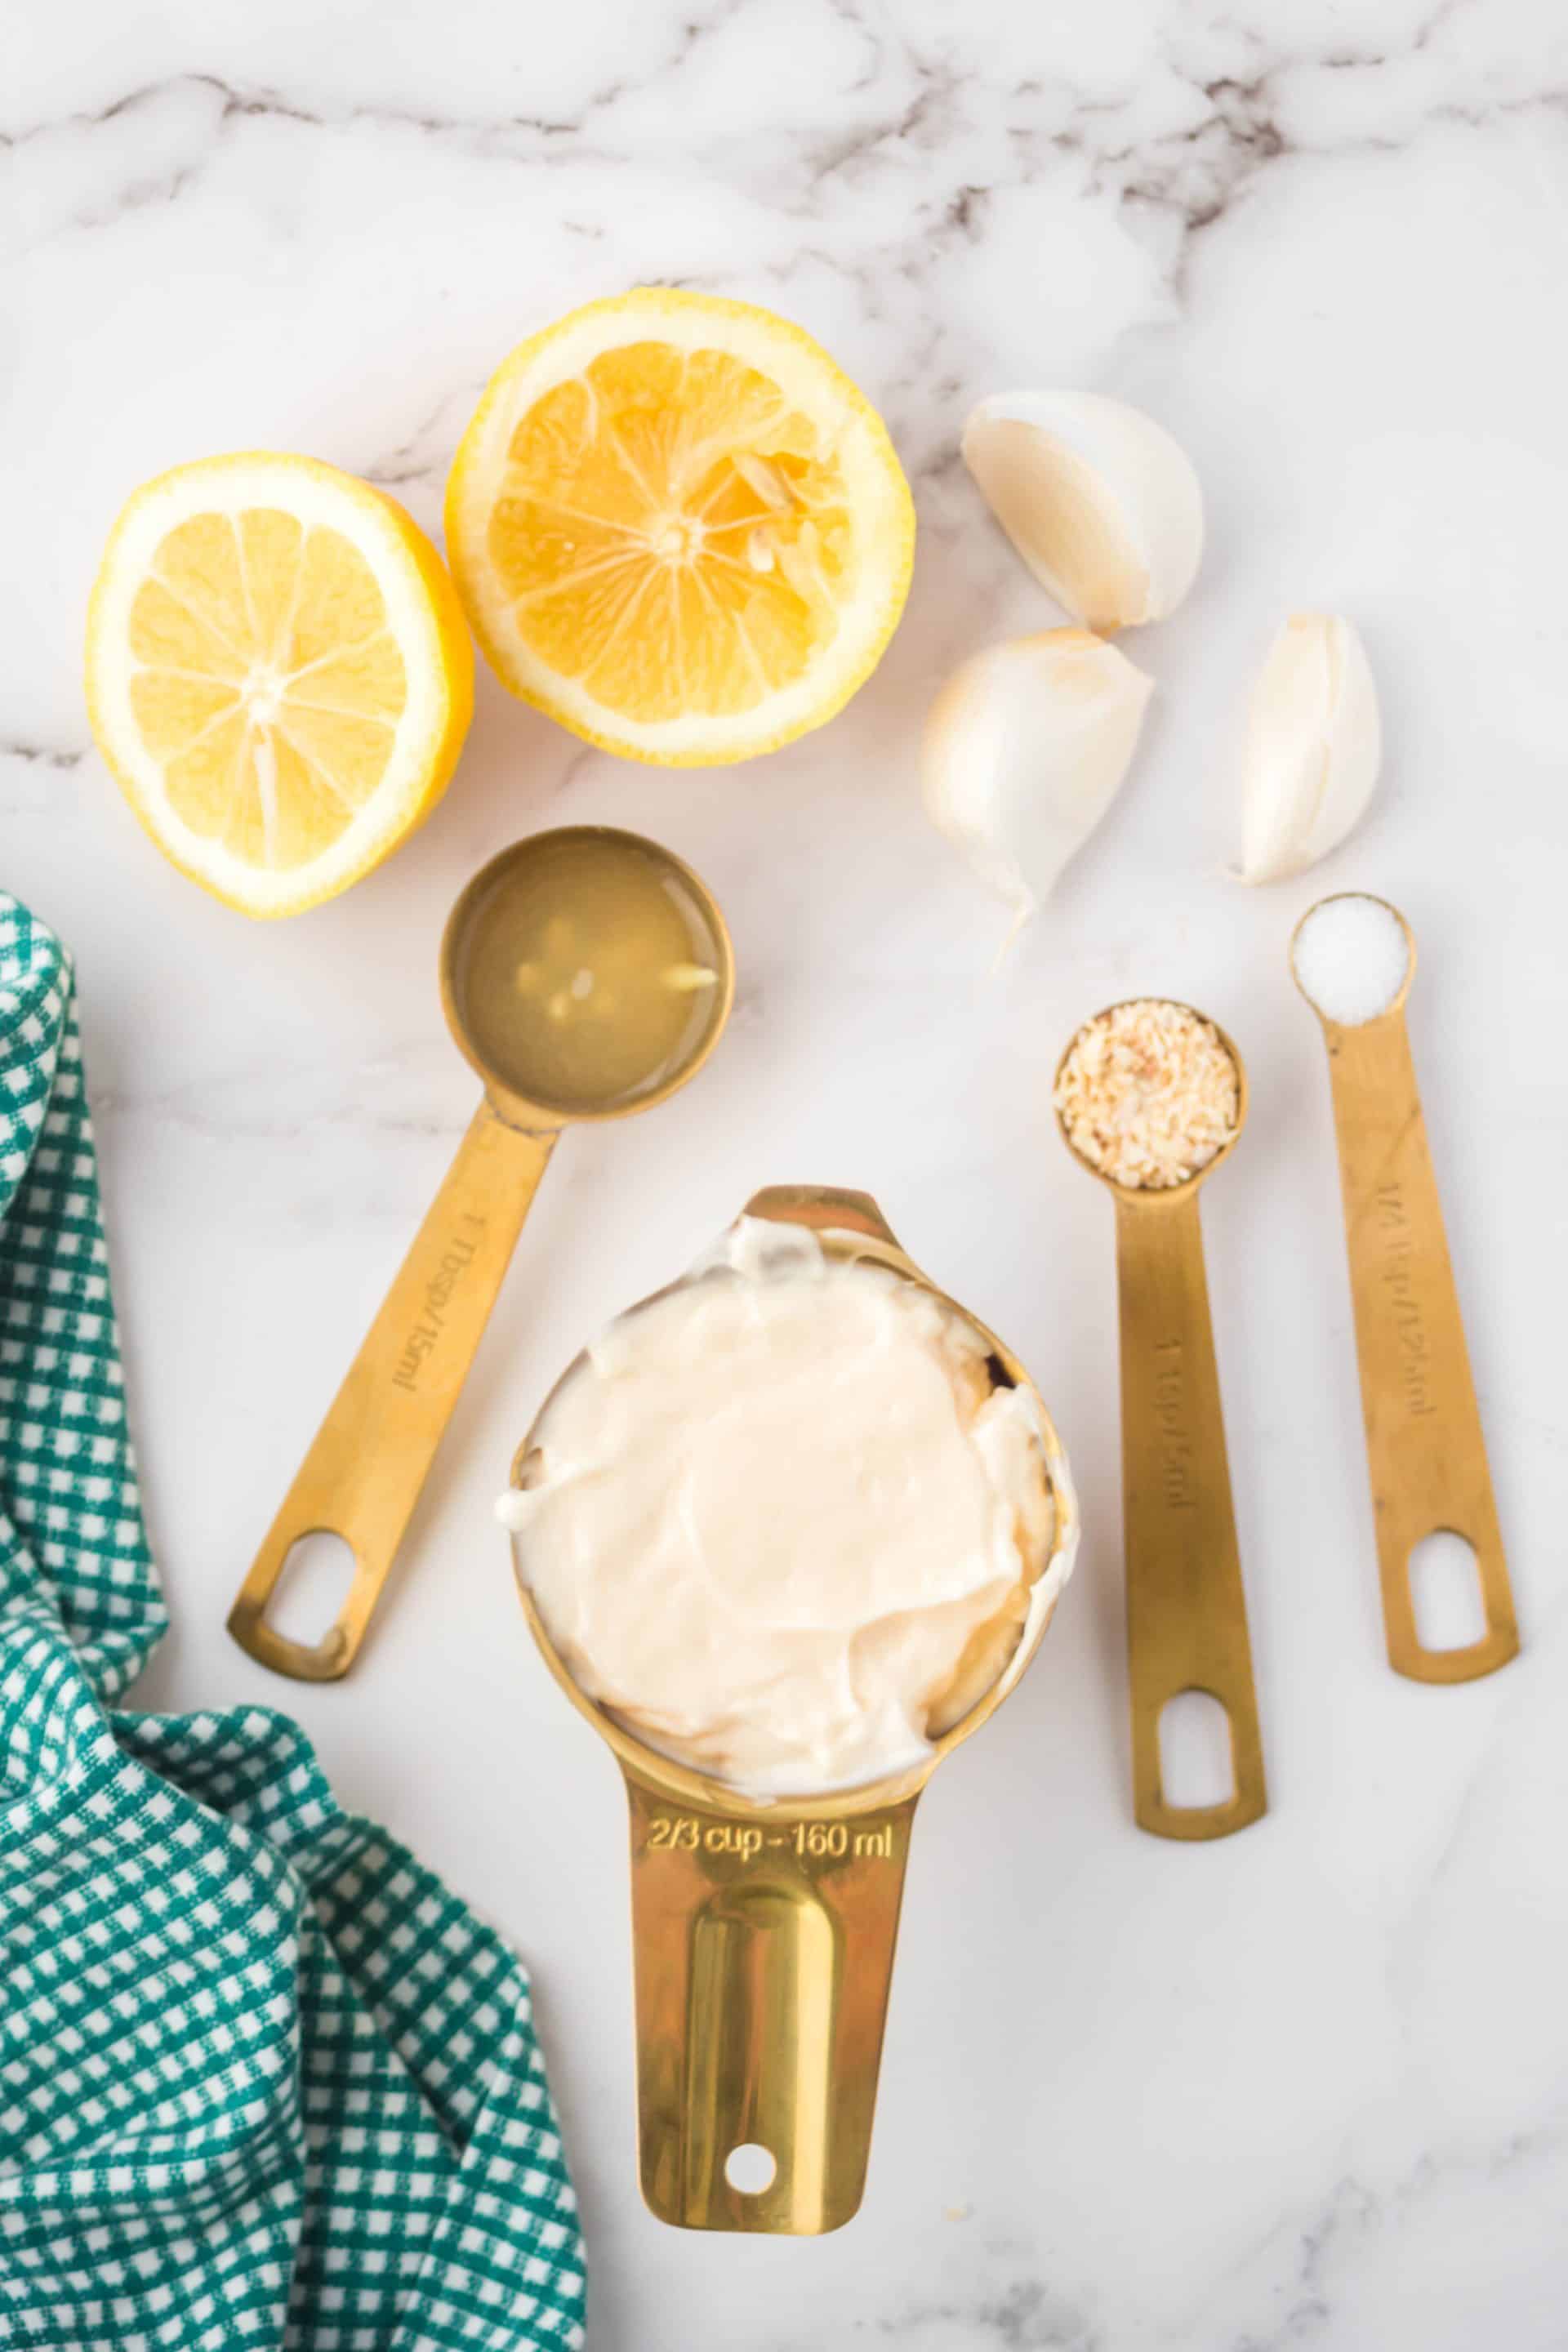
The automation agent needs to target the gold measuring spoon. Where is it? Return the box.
[229,826,734,1682]
[1290,893,1517,1682]
[1056,1003,1266,1842]
[506,1187,1077,2235]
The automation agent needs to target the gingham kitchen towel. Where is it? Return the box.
[0,893,586,2350]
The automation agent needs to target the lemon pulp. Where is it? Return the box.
[87,453,473,917]
[445,291,915,764]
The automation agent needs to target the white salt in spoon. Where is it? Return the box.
[1291,893,1518,1681]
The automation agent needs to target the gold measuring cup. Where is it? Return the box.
[506,1185,1077,2235]
[1056,1004,1266,1842]
[229,826,733,1682]
[1290,893,1518,1682]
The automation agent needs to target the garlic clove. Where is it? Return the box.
[961,390,1204,632]
[1237,612,1381,884]
[922,628,1154,925]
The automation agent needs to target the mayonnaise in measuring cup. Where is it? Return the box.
[498,1218,1074,1798]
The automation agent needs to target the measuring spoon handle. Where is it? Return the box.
[229,1101,556,1680]
[1320,1009,1517,1682]
[624,1771,917,2233]
[1116,1191,1267,1839]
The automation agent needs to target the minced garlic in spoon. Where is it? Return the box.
[1054,998,1240,1192]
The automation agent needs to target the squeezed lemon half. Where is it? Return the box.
[85,452,474,918]
[443,288,915,765]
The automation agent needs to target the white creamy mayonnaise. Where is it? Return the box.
[499,1218,1075,1798]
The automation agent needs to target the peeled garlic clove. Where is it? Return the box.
[962,390,1204,632]
[922,628,1154,923]
[1237,612,1381,884]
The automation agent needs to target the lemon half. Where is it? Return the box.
[86,452,474,918]
[444,289,915,765]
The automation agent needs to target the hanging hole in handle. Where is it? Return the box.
[1158,1689,1236,1811]
[1409,1530,1487,1651]
[265,1530,358,1647]
[724,2144,777,2196]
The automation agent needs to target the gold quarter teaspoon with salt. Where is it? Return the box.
[1056,1002,1266,1841]
[229,826,734,1681]
[1291,892,1518,1682]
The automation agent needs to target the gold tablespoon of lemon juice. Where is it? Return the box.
[229,826,734,1681]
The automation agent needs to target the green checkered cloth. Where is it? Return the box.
[0,893,586,2350]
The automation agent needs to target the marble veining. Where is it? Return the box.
[6,2,1568,2345]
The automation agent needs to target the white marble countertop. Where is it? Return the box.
[7,2,1568,2344]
